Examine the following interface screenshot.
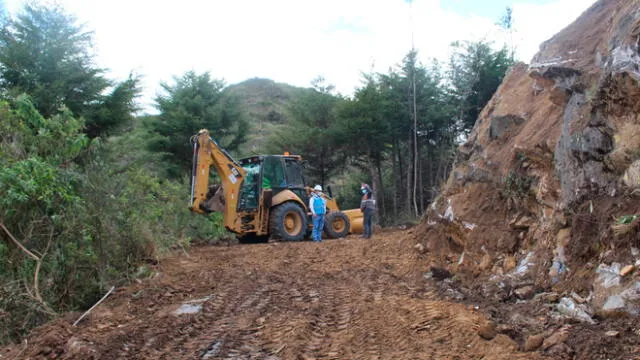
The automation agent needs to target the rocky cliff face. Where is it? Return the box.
[420,0,640,318]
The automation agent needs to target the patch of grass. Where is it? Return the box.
[501,171,535,199]
[615,214,639,225]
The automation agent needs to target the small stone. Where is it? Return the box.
[444,288,465,301]
[555,214,568,227]
[602,295,625,312]
[478,321,497,340]
[478,253,492,271]
[512,216,533,229]
[605,330,619,337]
[556,228,571,247]
[542,326,570,350]
[620,265,635,276]
[504,256,517,272]
[414,243,426,254]
[524,334,544,351]
[534,292,560,303]
[514,285,535,300]
[570,291,587,303]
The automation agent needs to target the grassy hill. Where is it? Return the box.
[221,78,311,157]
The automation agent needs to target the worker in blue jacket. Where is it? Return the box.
[309,185,326,242]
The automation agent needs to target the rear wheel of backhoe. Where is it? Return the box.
[324,211,350,239]
[269,202,307,241]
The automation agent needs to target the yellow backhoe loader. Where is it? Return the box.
[189,129,363,241]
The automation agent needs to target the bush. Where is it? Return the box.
[0,96,229,344]
[501,171,534,199]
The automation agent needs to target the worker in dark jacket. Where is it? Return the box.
[360,183,375,239]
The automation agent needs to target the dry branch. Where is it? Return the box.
[0,222,39,261]
[0,222,56,315]
[73,286,115,326]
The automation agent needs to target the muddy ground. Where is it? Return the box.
[1,229,639,359]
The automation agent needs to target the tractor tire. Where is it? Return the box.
[269,202,307,241]
[324,211,351,239]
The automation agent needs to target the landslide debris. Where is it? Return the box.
[414,0,640,358]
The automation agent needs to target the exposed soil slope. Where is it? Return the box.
[422,0,640,323]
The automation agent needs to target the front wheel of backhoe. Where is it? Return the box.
[269,202,307,241]
[324,211,351,239]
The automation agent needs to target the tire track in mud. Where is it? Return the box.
[5,233,541,360]
[194,283,274,359]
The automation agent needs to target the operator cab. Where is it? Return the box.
[237,155,308,211]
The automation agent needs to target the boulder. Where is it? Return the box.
[477,320,497,340]
[524,334,544,351]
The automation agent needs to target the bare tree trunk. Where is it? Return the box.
[412,68,419,217]
[376,158,385,222]
[406,131,413,217]
[368,156,383,226]
[397,138,405,217]
[391,140,398,221]
[429,145,436,193]
[419,147,425,214]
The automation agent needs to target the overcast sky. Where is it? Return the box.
[5,0,597,113]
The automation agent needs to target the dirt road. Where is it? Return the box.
[4,230,539,359]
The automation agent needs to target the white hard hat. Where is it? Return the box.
[313,185,322,191]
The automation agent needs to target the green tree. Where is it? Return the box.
[497,6,516,61]
[148,71,248,177]
[267,76,343,187]
[0,3,140,137]
[0,95,228,344]
[448,40,514,132]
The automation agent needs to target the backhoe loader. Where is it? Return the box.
[189,129,363,241]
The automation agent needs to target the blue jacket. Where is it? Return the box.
[310,194,326,215]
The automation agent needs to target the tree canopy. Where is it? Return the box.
[147,71,248,177]
[0,3,140,137]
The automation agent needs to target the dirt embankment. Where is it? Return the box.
[412,0,640,357]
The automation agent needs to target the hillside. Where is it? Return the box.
[418,0,640,331]
[5,1,640,358]
[221,78,312,156]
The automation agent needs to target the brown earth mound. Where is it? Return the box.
[413,0,640,354]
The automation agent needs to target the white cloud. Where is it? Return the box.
[4,0,597,112]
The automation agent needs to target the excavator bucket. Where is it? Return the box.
[201,183,226,213]
[342,208,364,234]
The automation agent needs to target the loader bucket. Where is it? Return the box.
[342,208,363,234]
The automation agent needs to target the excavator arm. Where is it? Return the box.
[190,129,246,231]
